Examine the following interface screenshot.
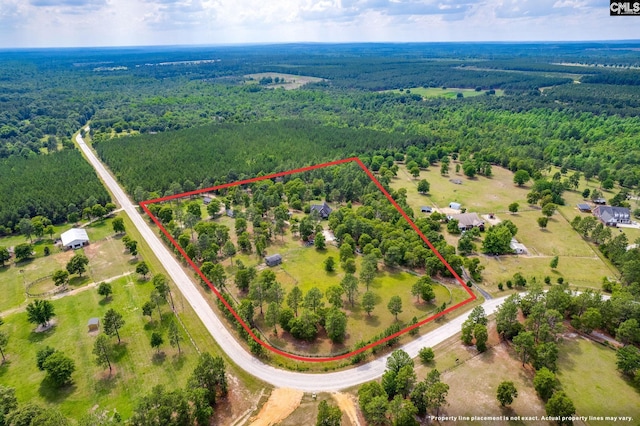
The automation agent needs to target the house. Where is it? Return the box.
[203,196,212,205]
[265,254,282,267]
[510,239,527,254]
[61,228,89,250]
[87,317,100,332]
[593,198,607,205]
[311,202,332,219]
[420,206,432,213]
[449,213,485,231]
[593,205,631,227]
[449,202,462,210]
[577,203,592,212]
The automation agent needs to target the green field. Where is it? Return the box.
[556,336,640,418]
[387,87,504,98]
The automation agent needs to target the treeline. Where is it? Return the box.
[0,150,110,229]
[94,120,420,195]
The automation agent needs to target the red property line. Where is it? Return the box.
[140,157,476,362]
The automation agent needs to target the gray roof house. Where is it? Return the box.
[449,213,485,231]
[593,205,631,227]
[265,254,282,267]
[311,202,332,219]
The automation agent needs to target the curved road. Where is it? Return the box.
[76,132,511,392]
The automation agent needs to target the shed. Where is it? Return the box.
[577,203,592,212]
[265,254,282,267]
[420,206,432,213]
[203,196,212,205]
[449,202,462,210]
[450,179,463,185]
[61,228,89,250]
[593,198,607,205]
[510,239,527,255]
[87,317,100,332]
[226,209,235,218]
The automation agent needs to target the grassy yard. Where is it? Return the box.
[386,87,504,99]
[556,336,640,418]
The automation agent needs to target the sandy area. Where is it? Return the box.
[332,392,361,426]
[248,388,303,426]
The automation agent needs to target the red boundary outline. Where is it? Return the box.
[140,157,476,362]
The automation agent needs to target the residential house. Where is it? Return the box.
[311,202,332,219]
[593,205,631,227]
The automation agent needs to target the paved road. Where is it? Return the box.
[76,133,512,392]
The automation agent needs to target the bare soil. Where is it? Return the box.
[332,392,362,426]
[248,388,303,426]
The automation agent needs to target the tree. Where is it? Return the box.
[508,202,519,213]
[287,286,303,316]
[103,308,125,343]
[36,346,57,371]
[326,285,344,309]
[43,351,75,387]
[463,163,476,178]
[135,261,149,279]
[125,239,138,257]
[537,216,549,229]
[340,273,359,308]
[14,243,33,261]
[616,319,640,345]
[513,331,536,366]
[616,345,640,377]
[342,258,356,274]
[359,254,377,290]
[545,391,576,425]
[92,203,107,219]
[417,179,430,194]
[513,170,531,186]
[168,320,182,354]
[52,270,69,288]
[314,232,326,250]
[188,352,228,406]
[97,282,113,299]
[66,253,89,277]
[534,367,558,401]
[26,299,55,328]
[419,347,434,364]
[112,217,125,234]
[474,323,488,352]
[324,256,336,272]
[141,301,154,320]
[550,256,559,269]
[207,198,222,218]
[93,334,113,374]
[496,381,518,407]
[19,218,34,242]
[0,331,8,363]
[265,302,280,335]
[542,203,557,218]
[316,400,341,426]
[289,310,319,341]
[427,381,449,416]
[362,291,376,316]
[304,287,324,313]
[0,247,9,267]
[0,385,18,425]
[482,224,515,255]
[325,308,347,343]
[150,331,163,353]
[388,295,403,320]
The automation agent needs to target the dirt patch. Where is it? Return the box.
[34,319,57,333]
[332,392,361,426]
[215,376,265,426]
[248,388,303,426]
[244,73,324,90]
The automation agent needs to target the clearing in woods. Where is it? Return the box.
[249,388,304,426]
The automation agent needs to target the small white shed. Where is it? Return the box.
[61,228,89,250]
[449,202,462,210]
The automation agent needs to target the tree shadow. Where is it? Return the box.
[98,296,113,306]
[28,326,56,343]
[152,352,166,365]
[94,371,118,396]
[111,342,129,362]
[38,377,77,402]
[0,360,11,377]
[69,275,90,288]
[365,315,380,327]
[172,353,187,370]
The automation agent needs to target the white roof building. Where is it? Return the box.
[61,228,89,250]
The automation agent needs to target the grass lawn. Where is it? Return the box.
[386,87,504,98]
[556,335,640,418]
[1,275,201,420]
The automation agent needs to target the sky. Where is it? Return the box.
[0,0,638,48]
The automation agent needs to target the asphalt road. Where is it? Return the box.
[76,132,512,392]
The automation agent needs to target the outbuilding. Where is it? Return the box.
[449,202,462,210]
[265,254,282,267]
[61,228,89,250]
[577,203,592,212]
[87,317,100,332]
[420,206,432,213]
[510,239,527,255]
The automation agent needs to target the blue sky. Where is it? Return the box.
[0,0,638,47]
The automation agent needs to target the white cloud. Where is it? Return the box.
[0,0,636,47]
